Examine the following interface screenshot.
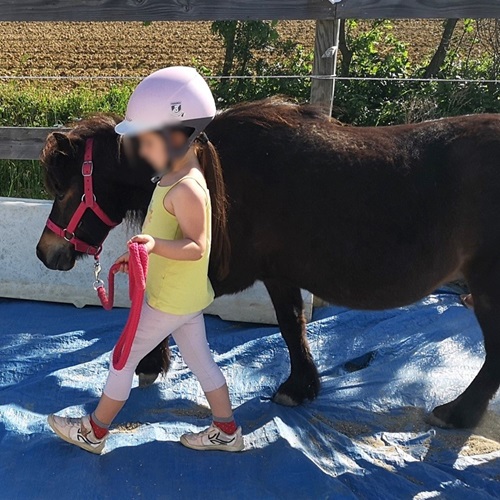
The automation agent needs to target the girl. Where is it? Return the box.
[47,66,243,454]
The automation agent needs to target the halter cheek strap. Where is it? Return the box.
[45,138,119,256]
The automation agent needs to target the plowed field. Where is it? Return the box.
[0,20,447,84]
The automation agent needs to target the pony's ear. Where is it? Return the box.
[50,131,74,156]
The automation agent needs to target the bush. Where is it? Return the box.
[207,20,312,105]
[333,20,411,125]
[1,19,500,198]
[334,20,500,125]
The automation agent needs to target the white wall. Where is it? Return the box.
[0,197,313,324]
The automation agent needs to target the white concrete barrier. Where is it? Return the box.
[0,197,313,324]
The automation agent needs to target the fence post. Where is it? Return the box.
[310,18,340,116]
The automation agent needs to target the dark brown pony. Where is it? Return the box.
[36,99,500,429]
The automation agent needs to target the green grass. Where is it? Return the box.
[0,160,46,199]
[0,82,135,198]
[0,81,134,127]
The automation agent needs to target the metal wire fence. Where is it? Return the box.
[0,74,499,84]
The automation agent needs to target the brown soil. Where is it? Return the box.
[0,20,455,83]
[169,404,212,419]
[112,421,142,433]
[315,406,500,459]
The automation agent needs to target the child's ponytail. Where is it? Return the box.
[195,135,231,280]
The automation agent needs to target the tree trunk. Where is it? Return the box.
[221,21,237,76]
[423,19,459,78]
[338,20,353,77]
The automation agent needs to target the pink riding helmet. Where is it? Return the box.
[115,66,216,148]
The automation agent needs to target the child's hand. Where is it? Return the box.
[114,252,130,274]
[128,234,156,254]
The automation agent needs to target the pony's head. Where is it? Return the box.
[36,114,146,270]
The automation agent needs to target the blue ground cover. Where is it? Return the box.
[0,289,499,499]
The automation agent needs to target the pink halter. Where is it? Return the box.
[45,138,118,257]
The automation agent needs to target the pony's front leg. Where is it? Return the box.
[430,259,500,428]
[264,279,320,406]
[135,338,171,387]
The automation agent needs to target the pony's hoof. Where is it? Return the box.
[138,372,159,387]
[272,392,300,407]
[273,366,320,406]
[429,396,485,429]
[426,410,454,429]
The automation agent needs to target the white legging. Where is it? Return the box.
[103,301,226,401]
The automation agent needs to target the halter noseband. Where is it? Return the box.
[45,138,118,257]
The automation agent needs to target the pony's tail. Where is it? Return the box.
[195,138,231,280]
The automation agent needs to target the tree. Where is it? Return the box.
[423,19,459,78]
[211,21,279,77]
[338,20,353,77]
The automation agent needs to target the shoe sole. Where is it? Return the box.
[179,435,244,452]
[47,414,105,455]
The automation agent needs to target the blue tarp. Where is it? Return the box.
[0,289,499,499]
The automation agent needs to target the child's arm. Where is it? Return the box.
[130,181,208,262]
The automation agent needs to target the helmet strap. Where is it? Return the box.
[150,158,172,184]
[195,131,209,145]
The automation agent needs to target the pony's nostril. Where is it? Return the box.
[53,250,75,271]
[57,256,68,270]
[35,245,70,270]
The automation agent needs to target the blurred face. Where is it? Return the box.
[137,130,188,172]
[137,132,167,171]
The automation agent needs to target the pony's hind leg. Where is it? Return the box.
[264,279,320,406]
[430,257,500,428]
[136,339,171,387]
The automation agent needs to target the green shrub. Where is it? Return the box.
[1,19,500,198]
[208,20,312,105]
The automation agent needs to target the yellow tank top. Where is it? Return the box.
[142,176,215,315]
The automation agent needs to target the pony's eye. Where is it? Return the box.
[56,193,65,201]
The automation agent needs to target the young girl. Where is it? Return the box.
[47,66,243,454]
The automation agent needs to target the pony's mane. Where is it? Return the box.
[40,101,340,227]
[41,113,122,166]
[40,113,122,193]
[67,114,148,228]
[68,114,147,228]
[215,97,343,129]
[66,113,123,136]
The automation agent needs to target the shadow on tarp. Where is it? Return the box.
[0,289,499,499]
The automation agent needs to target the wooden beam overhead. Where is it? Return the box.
[0,0,498,22]
[338,0,500,19]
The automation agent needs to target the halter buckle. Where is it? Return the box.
[82,161,93,176]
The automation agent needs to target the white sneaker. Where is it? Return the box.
[180,424,244,452]
[47,414,108,454]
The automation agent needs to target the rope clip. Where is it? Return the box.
[93,259,104,289]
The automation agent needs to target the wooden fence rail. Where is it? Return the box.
[0,0,499,21]
[0,127,64,161]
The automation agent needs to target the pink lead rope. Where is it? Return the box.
[95,242,149,370]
